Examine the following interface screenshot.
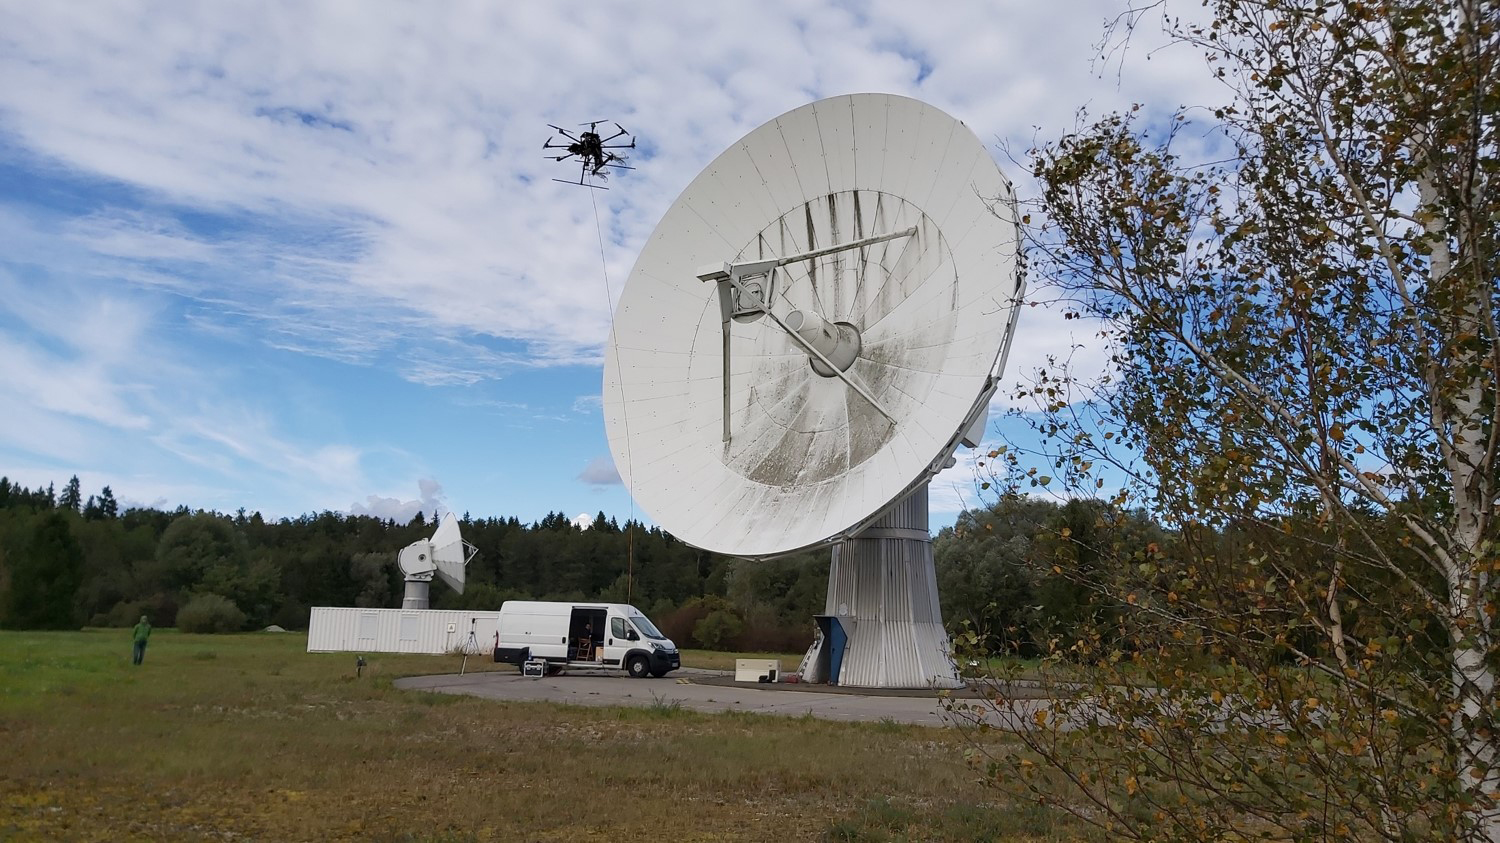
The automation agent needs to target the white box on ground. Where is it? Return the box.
[735,659,781,683]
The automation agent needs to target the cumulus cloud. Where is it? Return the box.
[577,456,621,486]
[350,477,447,523]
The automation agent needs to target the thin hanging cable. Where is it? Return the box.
[590,188,637,605]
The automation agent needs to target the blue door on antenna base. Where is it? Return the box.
[828,617,848,685]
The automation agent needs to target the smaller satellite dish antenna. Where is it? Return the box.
[398,513,478,610]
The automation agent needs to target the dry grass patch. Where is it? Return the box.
[1,629,1087,841]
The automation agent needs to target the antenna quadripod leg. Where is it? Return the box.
[804,483,962,689]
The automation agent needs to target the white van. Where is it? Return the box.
[493,601,680,678]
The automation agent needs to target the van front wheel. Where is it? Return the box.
[627,655,650,678]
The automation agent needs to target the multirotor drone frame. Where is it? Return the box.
[544,120,636,189]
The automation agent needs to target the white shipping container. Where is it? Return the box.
[307,606,500,655]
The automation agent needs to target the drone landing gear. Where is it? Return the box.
[552,177,610,190]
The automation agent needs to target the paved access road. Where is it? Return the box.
[396,668,1058,728]
[395,668,1011,727]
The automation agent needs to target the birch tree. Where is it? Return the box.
[956,1,1499,839]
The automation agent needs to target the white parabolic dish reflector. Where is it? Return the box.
[428,513,471,593]
[604,93,1022,559]
[397,513,474,594]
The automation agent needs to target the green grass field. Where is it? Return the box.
[0,629,1087,842]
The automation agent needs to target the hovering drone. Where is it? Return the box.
[544,120,635,189]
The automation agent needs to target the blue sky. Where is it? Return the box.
[0,1,1216,530]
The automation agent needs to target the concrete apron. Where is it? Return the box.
[393,669,1058,729]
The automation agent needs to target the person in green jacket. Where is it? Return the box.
[131,615,151,665]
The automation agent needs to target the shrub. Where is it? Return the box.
[102,600,148,628]
[659,596,734,647]
[734,620,813,653]
[176,592,247,633]
[102,593,179,628]
[693,609,744,650]
[269,602,309,632]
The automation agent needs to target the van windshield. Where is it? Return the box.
[630,615,666,640]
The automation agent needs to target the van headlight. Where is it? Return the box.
[649,641,665,652]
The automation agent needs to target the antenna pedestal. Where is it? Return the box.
[802,484,961,689]
[401,580,430,610]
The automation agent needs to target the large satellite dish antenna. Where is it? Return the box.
[604,93,1022,688]
[397,513,478,610]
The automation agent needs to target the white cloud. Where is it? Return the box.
[577,456,621,487]
[928,446,1002,516]
[995,303,1117,411]
[572,512,594,530]
[350,477,447,523]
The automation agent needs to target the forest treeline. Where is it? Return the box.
[0,474,1165,654]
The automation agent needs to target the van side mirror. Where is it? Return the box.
[626,630,639,641]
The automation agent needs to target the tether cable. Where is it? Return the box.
[590,188,638,605]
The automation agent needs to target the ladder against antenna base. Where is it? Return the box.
[605,94,1023,689]
[397,513,478,610]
